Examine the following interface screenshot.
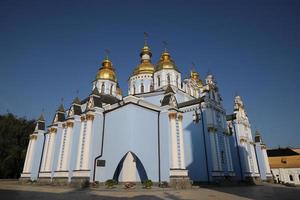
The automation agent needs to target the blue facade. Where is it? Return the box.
[182,110,209,182]
[21,45,271,185]
[94,104,162,182]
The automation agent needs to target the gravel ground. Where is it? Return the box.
[0,180,299,200]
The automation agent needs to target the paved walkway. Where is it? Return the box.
[0,180,299,200]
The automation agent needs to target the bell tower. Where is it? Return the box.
[153,48,181,90]
[231,96,260,180]
[129,39,155,95]
[93,53,122,100]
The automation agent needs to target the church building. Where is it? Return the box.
[20,41,272,187]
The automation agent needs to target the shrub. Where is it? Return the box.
[105,179,117,188]
[142,179,153,189]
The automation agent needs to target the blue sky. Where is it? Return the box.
[0,0,299,148]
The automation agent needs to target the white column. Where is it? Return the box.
[41,134,50,171]
[168,111,188,178]
[262,148,271,174]
[45,128,57,171]
[246,143,254,173]
[76,117,86,170]
[81,114,94,169]
[57,121,73,171]
[61,121,73,170]
[169,112,178,169]
[57,128,67,170]
[26,135,37,173]
[250,144,259,173]
[177,113,185,169]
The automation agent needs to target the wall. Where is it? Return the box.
[31,132,44,180]
[93,104,165,182]
[51,123,63,178]
[182,109,209,182]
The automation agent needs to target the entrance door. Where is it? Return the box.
[120,152,136,182]
[113,151,148,182]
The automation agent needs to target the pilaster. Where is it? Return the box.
[168,111,191,188]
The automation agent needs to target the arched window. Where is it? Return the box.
[167,74,171,85]
[133,85,136,94]
[150,84,154,91]
[141,83,144,93]
[289,175,294,181]
[101,83,105,94]
[110,84,113,95]
[157,75,161,87]
[176,75,179,87]
[299,174,300,181]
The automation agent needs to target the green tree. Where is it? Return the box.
[0,113,35,178]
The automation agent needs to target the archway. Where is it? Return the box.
[113,151,148,182]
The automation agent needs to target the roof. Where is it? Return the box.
[99,94,119,104]
[178,97,204,108]
[38,113,45,121]
[93,96,103,108]
[293,148,300,154]
[267,148,299,157]
[83,93,119,106]
[72,97,81,105]
[57,104,65,112]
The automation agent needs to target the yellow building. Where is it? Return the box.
[267,148,300,185]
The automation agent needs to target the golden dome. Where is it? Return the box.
[156,50,179,72]
[134,60,155,75]
[133,44,155,75]
[190,71,203,85]
[95,58,117,82]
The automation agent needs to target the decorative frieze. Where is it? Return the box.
[86,114,95,121]
[30,134,38,140]
[168,112,177,119]
[49,127,57,133]
[66,121,74,128]
[80,116,86,121]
